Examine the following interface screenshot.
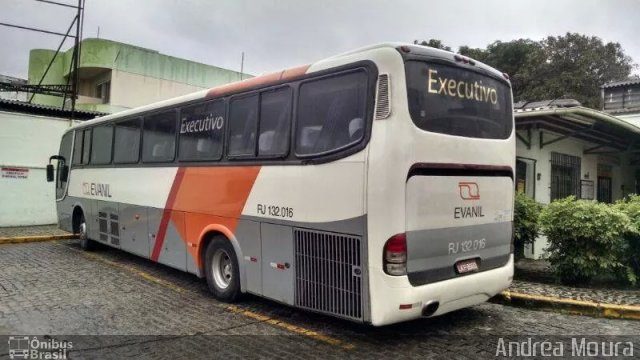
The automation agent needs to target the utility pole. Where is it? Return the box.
[240,52,245,81]
[70,0,84,123]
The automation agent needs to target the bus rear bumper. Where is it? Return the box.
[369,255,513,326]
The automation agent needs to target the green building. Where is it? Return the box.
[29,38,248,113]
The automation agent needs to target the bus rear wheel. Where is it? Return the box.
[205,237,241,302]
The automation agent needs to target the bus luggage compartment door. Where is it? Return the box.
[260,223,294,305]
[405,175,513,286]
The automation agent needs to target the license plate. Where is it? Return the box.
[455,259,479,274]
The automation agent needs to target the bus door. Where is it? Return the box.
[53,132,73,200]
[47,132,73,228]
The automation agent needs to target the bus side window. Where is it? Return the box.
[258,87,292,157]
[142,111,177,163]
[82,129,91,164]
[114,118,142,164]
[295,70,368,157]
[178,100,225,161]
[90,125,114,165]
[72,130,83,166]
[228,94,258,157]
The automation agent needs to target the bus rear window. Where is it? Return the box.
[405,61,513,139]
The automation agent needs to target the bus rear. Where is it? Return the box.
[367,45,515,325]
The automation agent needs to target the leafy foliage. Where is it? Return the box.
[539,197,635,285]
[413,39,452,52]
[613,195,640,284]
[513,192,542,259]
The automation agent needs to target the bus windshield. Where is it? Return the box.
[405,60,513,139]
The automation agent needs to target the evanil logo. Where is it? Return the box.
[82,182,112,198]
[455,182,483,219]
[458,182,480,200]
[8,336,72,359]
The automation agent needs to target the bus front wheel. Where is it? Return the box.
[75,212,95,251]
[205,236,240,302]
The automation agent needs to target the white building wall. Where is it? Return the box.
[0,92,28,102]
[516,128,636,258]
[617,113,640,127]
[0,111,78,226]
[109,69,207,110]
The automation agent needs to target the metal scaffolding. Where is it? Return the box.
[0,0,85,120]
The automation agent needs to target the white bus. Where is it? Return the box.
[48,43,515,326]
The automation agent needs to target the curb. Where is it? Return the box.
[492,290,640,321]
[0,234,77,245]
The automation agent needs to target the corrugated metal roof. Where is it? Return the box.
[515,105,640,152]
[0,98,106,120]
[601,77,640,88]
[514,99,582,109]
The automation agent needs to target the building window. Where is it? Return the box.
[550,152,581,201]
[96,80,111,104]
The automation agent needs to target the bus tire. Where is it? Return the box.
[77,214,95,251]
[205,236,241,302]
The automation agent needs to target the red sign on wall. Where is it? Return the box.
[1,167,29,179]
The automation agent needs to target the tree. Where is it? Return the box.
[457,45,487,62]
[414,39,451,52]
[459,40,545,104]
[458,33,636,108]
[536,33,634,108]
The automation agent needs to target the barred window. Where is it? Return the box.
[550,152,581,201]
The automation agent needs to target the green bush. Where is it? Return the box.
[539,196,635,285]
[513,192,542,259]
[613,195,640,284]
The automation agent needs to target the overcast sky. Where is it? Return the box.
[1,0,639,79]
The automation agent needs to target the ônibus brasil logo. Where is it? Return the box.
[8,336,72,359]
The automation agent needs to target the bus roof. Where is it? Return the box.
[67,43,505,132]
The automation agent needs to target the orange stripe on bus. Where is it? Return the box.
[206,65,310,98]
[162,166,261,267]
[151,167,186,261]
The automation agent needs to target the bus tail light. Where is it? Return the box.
[384,233,407,276]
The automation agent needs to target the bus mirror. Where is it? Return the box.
[46,164,54,182]
[60,165,69,182]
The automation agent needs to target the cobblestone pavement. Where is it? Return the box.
[0,224,69,238]
[0,240,639,359]
[513,259,640,306]
[509,279,640,306]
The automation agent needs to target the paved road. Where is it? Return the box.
[0,240,638,359]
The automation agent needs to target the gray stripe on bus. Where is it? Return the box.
[406,221,512,286]
[239,214,366,236]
